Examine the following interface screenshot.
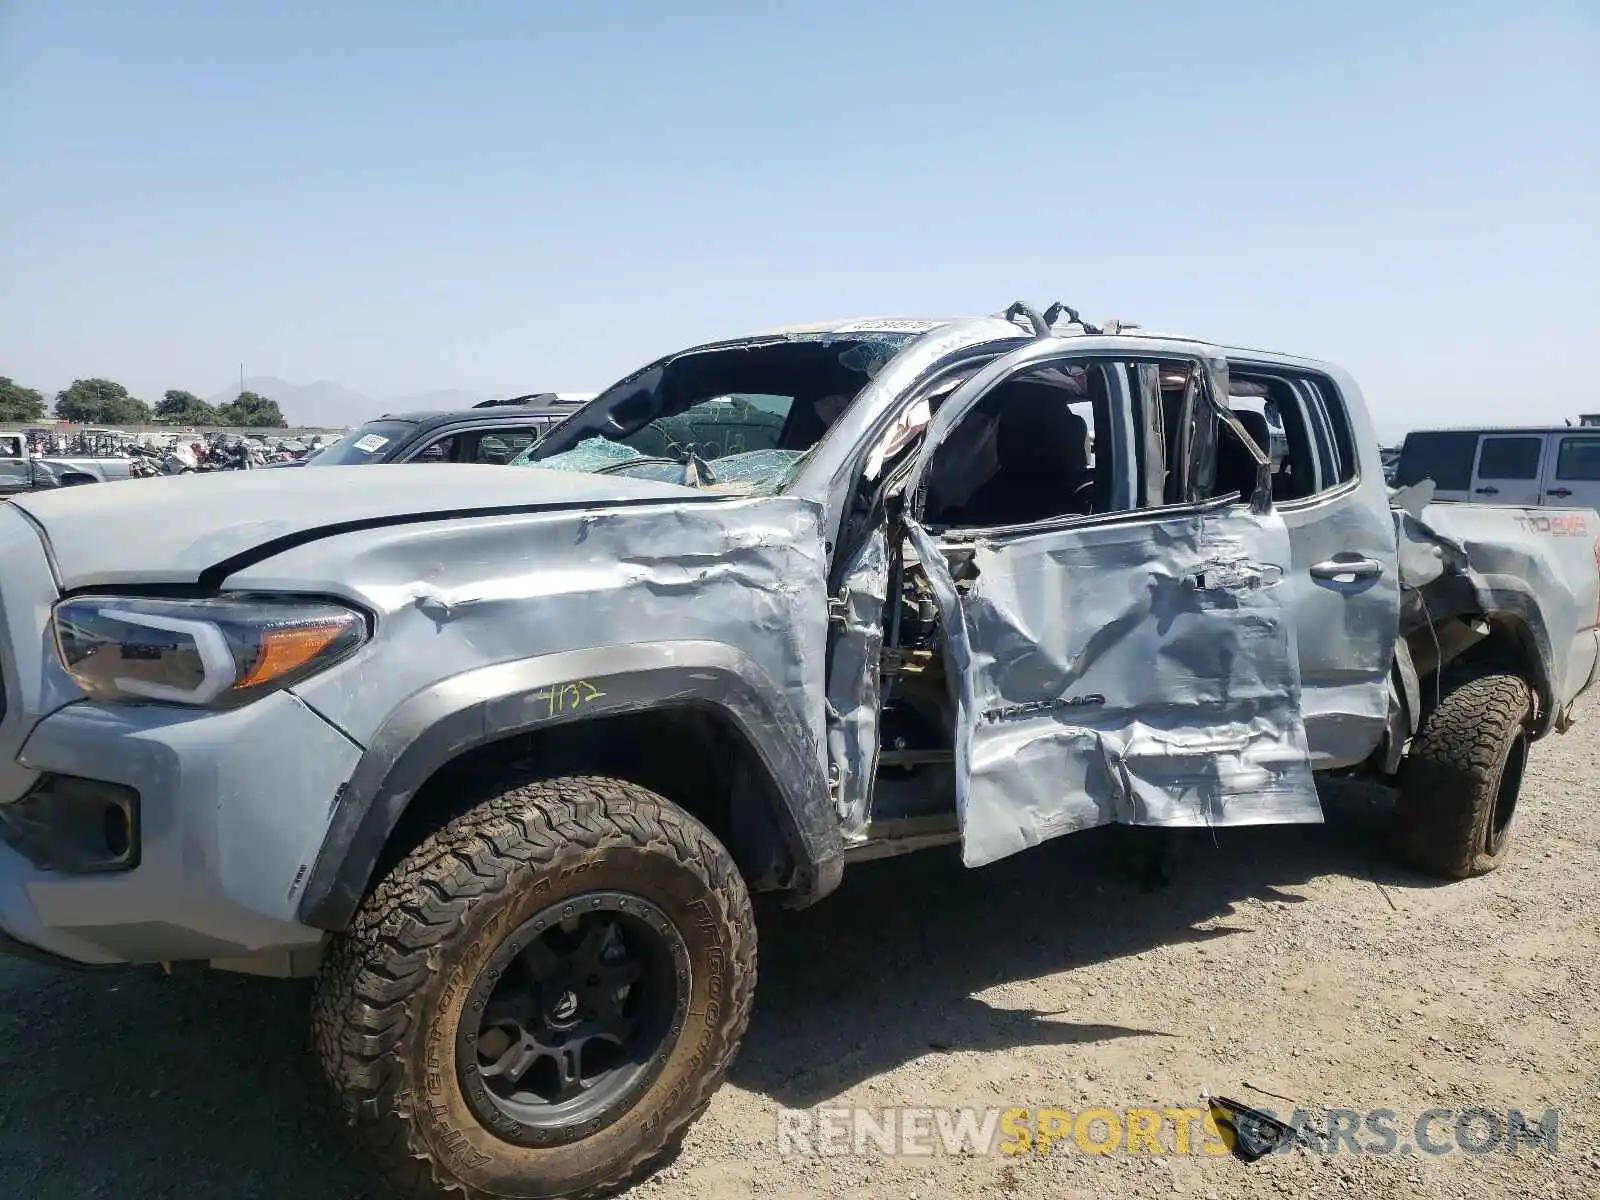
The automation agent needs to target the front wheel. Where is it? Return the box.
[312,774,757,1200]
[1392,672,1533,878]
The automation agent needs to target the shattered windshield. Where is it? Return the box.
[510,332,916,494]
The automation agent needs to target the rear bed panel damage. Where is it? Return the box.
[1391,489,1600,731]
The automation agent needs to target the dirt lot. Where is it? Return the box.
[2,697,1597,1200]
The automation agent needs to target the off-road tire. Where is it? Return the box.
[311,774,757,1200]
[1393,673,1533,879]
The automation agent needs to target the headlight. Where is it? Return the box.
[52,595,368,707]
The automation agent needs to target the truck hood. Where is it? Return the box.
[10,464,701,589]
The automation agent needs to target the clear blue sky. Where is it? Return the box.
[2,0,1595,438]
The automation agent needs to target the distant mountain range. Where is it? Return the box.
[206,377,497,427]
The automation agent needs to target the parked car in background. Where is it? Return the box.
[0,433,110,496]
[1395,426,1600,508]
[0,457,100,498]
[2,430,135,483]
[280,398,586,469]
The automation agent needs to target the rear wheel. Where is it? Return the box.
[312,774,757,1200]
[1393,673,1533,878]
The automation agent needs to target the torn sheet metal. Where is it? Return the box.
[907,507,1319,869]
[229,496,833,784]
[864,398,933,481]
[1394,507,1469,593]
[824,529,888,840]
[1396,501,1600,719]
[1389,479,1435,519]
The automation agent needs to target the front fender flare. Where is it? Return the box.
[294,640,841,930]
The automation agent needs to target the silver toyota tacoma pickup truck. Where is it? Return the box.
[1,303,1596,1199]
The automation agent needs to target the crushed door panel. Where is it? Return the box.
[907,503,1320,869]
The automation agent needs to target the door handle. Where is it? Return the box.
[1547,487,1572,499]
[1310,558,1384,581]
[1474,486,1499,496]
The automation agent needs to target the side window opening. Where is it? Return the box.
[1223,376,1316,502]
[913,355,1244,525]
[1396,431,1478,491]
[1205,370,1360,503]
[415,435,456,463]
[1301,377,1358,488]
[921,362,1113,528]
[1476,436,1542,480]
[1556,436,1600,482]
[474,430,536,464]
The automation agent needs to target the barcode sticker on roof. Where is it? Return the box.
[831,318,945,334]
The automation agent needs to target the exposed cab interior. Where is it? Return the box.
[827,349,1357,855]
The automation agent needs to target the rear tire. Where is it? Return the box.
[1393,673,1532,879]
[312,773,757,1200]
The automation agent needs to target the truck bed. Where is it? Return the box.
[1394,493,1600,726]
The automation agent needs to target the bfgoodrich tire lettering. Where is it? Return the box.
[1393,673,1533,879]
[311,774,757,1200]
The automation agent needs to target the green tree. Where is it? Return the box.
[217,390,287,428]
[155,389,219,425]
[0,377,47,423]
[103,395,153,424]
[53,378,151,425]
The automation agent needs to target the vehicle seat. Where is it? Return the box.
[956,393,1093,526]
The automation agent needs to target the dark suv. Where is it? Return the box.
[286,398,587,469]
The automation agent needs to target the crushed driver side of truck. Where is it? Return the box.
[824,349,1326,868]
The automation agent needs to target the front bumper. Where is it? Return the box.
[1,693,363,966]
[0,507,362,967]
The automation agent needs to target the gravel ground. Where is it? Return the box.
[2,695,1596,1200]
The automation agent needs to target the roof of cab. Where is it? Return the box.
[728,311,1340,371]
